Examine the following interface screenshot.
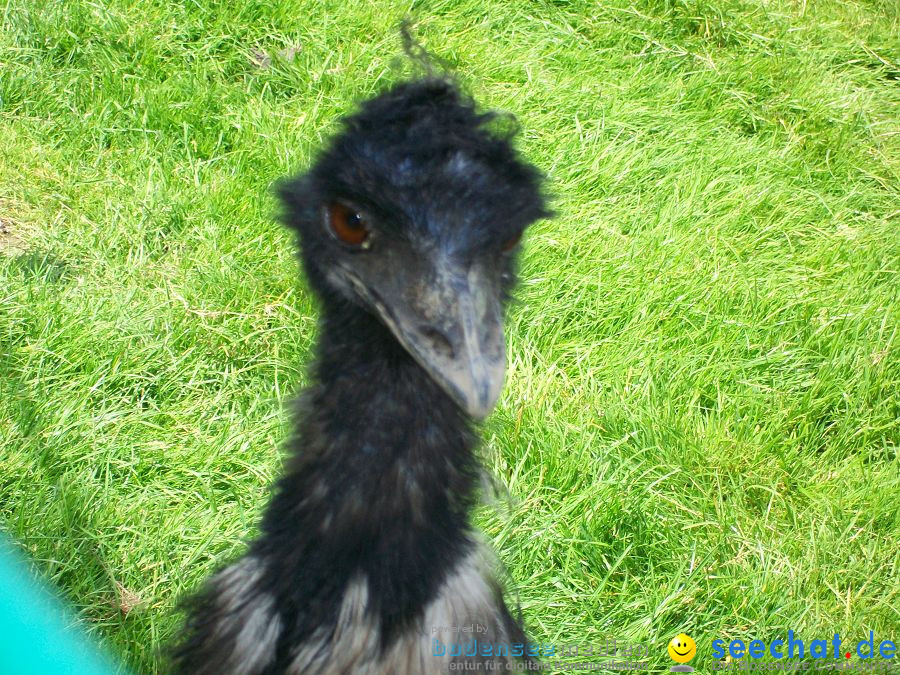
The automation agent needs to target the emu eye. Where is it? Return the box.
[327,202,370,247]
[501,231,522,252]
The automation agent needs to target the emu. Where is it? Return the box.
[172,76,550,674]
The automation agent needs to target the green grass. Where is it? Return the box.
[1,0,898,672]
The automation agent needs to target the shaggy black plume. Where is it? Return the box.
[281,78,549,300]
[172,77,549,675]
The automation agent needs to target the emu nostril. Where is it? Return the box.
[419,325,455,359]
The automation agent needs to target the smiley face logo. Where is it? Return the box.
[668,633,696,671]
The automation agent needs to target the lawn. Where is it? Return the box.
[1,0,898,672]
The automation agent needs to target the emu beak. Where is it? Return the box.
[355,259,506,420]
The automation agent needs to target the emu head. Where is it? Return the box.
[279,78,549,419]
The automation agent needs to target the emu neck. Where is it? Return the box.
[306,303,479,529]
[254,302,481,641]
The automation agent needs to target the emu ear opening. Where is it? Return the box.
[276,176,317,234]
[276,176,306,210]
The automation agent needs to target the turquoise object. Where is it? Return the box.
[0,537,121,674]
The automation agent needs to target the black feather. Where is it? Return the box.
[172,75,549,675]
